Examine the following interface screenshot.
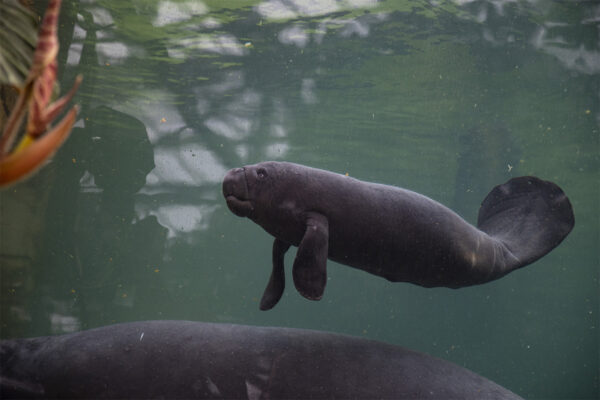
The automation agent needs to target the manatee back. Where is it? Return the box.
[1,320,523,399]
[477,176,574,268]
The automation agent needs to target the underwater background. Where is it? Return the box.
[0,1,598,398]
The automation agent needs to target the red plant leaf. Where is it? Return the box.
[0,0,81,189]
[29,0,60,79]
[27,60,58,137]
[26,0,64,137]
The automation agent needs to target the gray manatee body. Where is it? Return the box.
[1,320,523,399]
[222,162,574,310]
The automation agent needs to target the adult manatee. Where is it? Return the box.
[0,320,523,399]
[222,162,574,310]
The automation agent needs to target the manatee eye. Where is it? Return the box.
[257,168,267,179]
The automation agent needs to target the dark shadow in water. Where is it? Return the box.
[18,106,169,335]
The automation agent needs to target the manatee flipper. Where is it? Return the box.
[478,176,574,272]
[260,238,291,310]
[292,212,329,300]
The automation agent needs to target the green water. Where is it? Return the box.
[1,1,598,398]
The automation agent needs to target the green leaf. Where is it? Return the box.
[0,0,38,86]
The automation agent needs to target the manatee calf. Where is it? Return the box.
[0,320,523,399]
[222,162,574,310]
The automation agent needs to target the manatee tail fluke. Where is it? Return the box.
[477,176,574,269]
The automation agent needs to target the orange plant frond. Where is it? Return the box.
[27,72,82,138]
[25,0,71,138]
[44,74,83,124]
[0,0,81,188]
[26,60,57,137]
[29,0,61,79]
[0,106,78,187]
[1,0,63,153]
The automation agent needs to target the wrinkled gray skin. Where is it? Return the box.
[223,162,574,310]
[0,320,523,399]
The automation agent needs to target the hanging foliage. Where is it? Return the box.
[0,0,81,187]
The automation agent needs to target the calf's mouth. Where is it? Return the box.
[222,167,254,217]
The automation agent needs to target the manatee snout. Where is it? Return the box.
[223,168,254,217]
[223,168,247,197]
